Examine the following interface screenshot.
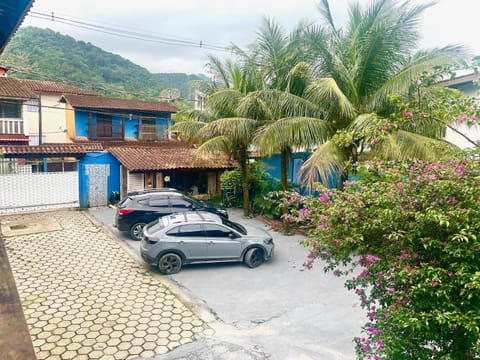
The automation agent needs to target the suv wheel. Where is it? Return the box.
[158,253,183,274]
[129,222,146,241]
[245,247,264,268]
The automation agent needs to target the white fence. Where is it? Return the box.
[0,172,79,214]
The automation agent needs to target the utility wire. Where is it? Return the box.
[29,11,230,52]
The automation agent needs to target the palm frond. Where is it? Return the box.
[286,62,312,97]
[254,116,331,155]
[369,130,453,161]
[317,0,336,33]
[306,78,356,120]
[205,54,231,88]
[170,120,207,143]
[206,89,244,118]
[173,109,213,123]
[196,135,234,157]
[298,140,348,186]
[199,117,259,146]
[367,45,469,110]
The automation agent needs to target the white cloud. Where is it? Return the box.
[20,0,480,75]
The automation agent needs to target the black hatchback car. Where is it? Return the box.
[114,188,229,240]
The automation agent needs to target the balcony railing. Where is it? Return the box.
[138,124,168,141]
[0,119,24,134]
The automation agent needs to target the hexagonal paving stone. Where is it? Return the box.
[4,210,208,359]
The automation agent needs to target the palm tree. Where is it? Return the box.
[172,56,265,216]
[297,0,468,185]
[236,19,331,190]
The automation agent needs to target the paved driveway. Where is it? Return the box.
[2,209,209,360]
[90,207,364,360]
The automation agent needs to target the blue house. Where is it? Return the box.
[61,94,235,206]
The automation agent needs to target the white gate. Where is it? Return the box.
[0,172,79,214]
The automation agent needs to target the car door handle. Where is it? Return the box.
[208,241,214,245]
[179,240,185,244]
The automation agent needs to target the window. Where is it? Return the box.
[149,196,169,207]
[171,197,192,209]
[96,114,113,138]
[176,224,206,237]
[26,99,39,112]
[0,100,21,118]
[0,100,23,134]
[204,224,236,238]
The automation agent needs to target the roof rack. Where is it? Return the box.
[127,188,179,196]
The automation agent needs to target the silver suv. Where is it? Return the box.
[140,211,274,274]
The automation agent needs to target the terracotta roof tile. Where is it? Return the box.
[0,143,104,156]
[0,77,37,99]
[107,142,236,171]
[0,134,29,142]
[19,79,100,96]
[63,94,177,113]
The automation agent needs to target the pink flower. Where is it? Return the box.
[432,280,439,287]
[449,196,458,204]
[318,193,330,203]
[403,111,413,117]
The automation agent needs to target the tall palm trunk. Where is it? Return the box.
[280,146,291,191]
[239,148,250,216]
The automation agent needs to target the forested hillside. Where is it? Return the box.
[0,27,209,107]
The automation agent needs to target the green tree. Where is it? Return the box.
[289,158,480,359]
[172,57,265,216]
[298,0,467,185]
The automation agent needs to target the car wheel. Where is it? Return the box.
[245,247,264,268]
[158,253,183,275]
[129,222,146,241]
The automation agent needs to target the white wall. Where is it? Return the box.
[445,124,480,149]
[0,172,79,213]
[26,93,68,145]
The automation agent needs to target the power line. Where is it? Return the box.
[29,11,230,52]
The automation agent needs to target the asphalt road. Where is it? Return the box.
[89,207,364,360]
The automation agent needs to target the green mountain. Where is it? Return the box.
[0,27,210,108]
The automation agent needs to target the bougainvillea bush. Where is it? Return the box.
[289,159,480,359]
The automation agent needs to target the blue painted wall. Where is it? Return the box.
[74,109,172,139]
[78,151,121,207]
[258,151,341,189]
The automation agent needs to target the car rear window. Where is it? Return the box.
[117,196,133,208]
[145,218,167,233]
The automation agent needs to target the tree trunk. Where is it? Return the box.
[280,147,291,191]
[239,149,250,217]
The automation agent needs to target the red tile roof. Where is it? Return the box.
[106,141,236,171]
[0,143,104,156]
[63,94,177,113]
[0,77,37,99]
[19,79,100,96]
[0,134,29,142]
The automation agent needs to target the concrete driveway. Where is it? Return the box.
[89,207,364,360]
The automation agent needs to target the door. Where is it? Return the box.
[204,223,242,259]
[85,164,109,207]
[166,224,208,260]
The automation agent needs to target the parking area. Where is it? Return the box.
[90,207,364,360]
[1,209,209,360]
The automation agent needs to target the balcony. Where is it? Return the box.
[0,118,24,134]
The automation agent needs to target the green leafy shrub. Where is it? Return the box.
[289,159,480,359]
[220,162,280,209]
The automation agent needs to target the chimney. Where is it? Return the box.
[0,65,9,77]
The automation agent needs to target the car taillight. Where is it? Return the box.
[143,236,157,244]
[118,209,135,215]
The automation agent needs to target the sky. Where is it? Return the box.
[20,0,480,76]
